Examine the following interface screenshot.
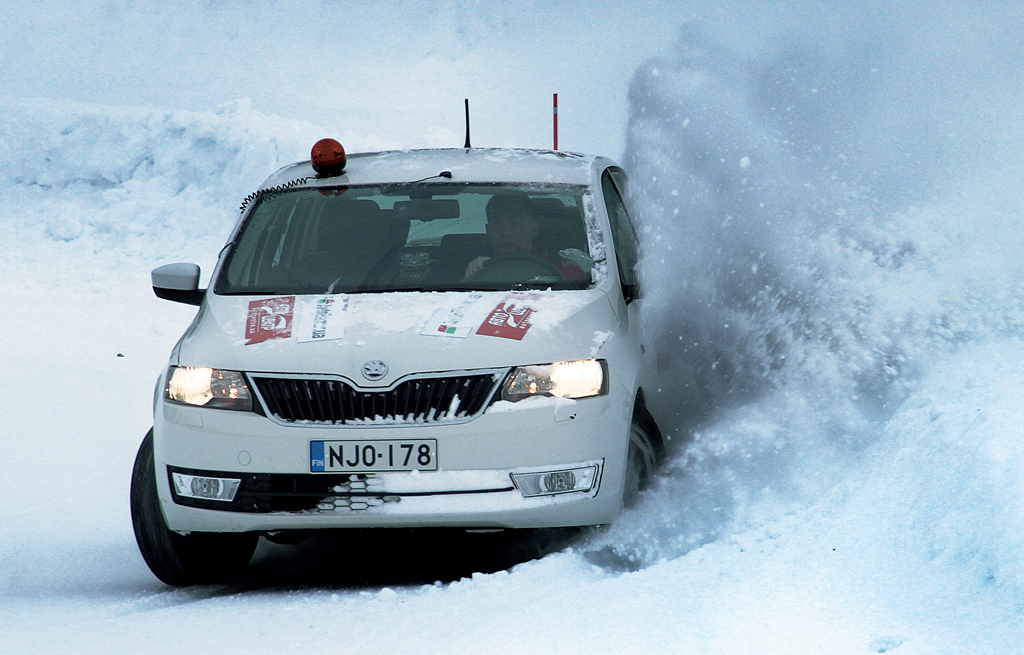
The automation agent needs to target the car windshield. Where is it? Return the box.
[214,183,598,295]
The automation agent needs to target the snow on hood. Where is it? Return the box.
[175,288,617,383]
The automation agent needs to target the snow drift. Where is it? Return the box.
[0,98,321,265]
[590,15,1024,599]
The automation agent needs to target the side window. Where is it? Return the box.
[601,169,640,292]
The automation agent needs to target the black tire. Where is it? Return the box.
[130,430,258,586]
[633,403,666,466]
[623,417,657,508]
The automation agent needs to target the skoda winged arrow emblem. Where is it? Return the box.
[361,359,388,381]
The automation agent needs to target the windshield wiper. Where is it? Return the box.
[350,285,442,294]
[217,289,290,296]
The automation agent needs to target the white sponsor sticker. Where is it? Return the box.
[420,293,486,339]
[296,296,348,342]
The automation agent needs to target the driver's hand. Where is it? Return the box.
[463,256,490,280]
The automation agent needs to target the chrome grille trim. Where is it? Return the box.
[249,369,505,426]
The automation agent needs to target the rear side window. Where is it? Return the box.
[601,169,639,288]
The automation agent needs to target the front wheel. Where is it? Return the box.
[130,429,258,586]
[622,416,657,508]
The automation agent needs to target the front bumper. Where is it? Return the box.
[154,392,631,532]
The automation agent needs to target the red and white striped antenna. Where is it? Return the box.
[553,93,559,150]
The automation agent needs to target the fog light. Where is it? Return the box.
[171,473,241,502]
[544,470,576,492]
[511,465,598,498]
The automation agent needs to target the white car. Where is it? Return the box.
[131,142,665,585]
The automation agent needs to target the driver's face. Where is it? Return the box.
[486,211,539,255]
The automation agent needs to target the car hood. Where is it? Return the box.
[174,289,618,386]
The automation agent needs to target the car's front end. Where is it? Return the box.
[133,145,656,585]
[154,285,638,534]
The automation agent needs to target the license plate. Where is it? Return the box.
[310,440,438,473]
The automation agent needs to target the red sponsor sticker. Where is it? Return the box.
[476,301,534,340]
[245,296,295,345]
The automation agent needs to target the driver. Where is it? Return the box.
[463,193,587,281]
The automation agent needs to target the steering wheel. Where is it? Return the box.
[470,252,563,283]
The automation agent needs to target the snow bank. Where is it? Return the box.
[0,0,683,157]
[0,97,321,266]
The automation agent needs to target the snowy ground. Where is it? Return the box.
[4,1,1024,653]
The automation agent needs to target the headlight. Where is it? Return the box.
[501,359,608,402]
[165,366,253,411]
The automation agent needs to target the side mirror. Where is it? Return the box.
[152,263,205,306]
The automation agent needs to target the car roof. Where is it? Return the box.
[258,148,611,190]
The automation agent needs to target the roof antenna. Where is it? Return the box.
[463,98,471,149]
[553,93,558,150]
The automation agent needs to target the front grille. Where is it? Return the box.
[250,373,500,425]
